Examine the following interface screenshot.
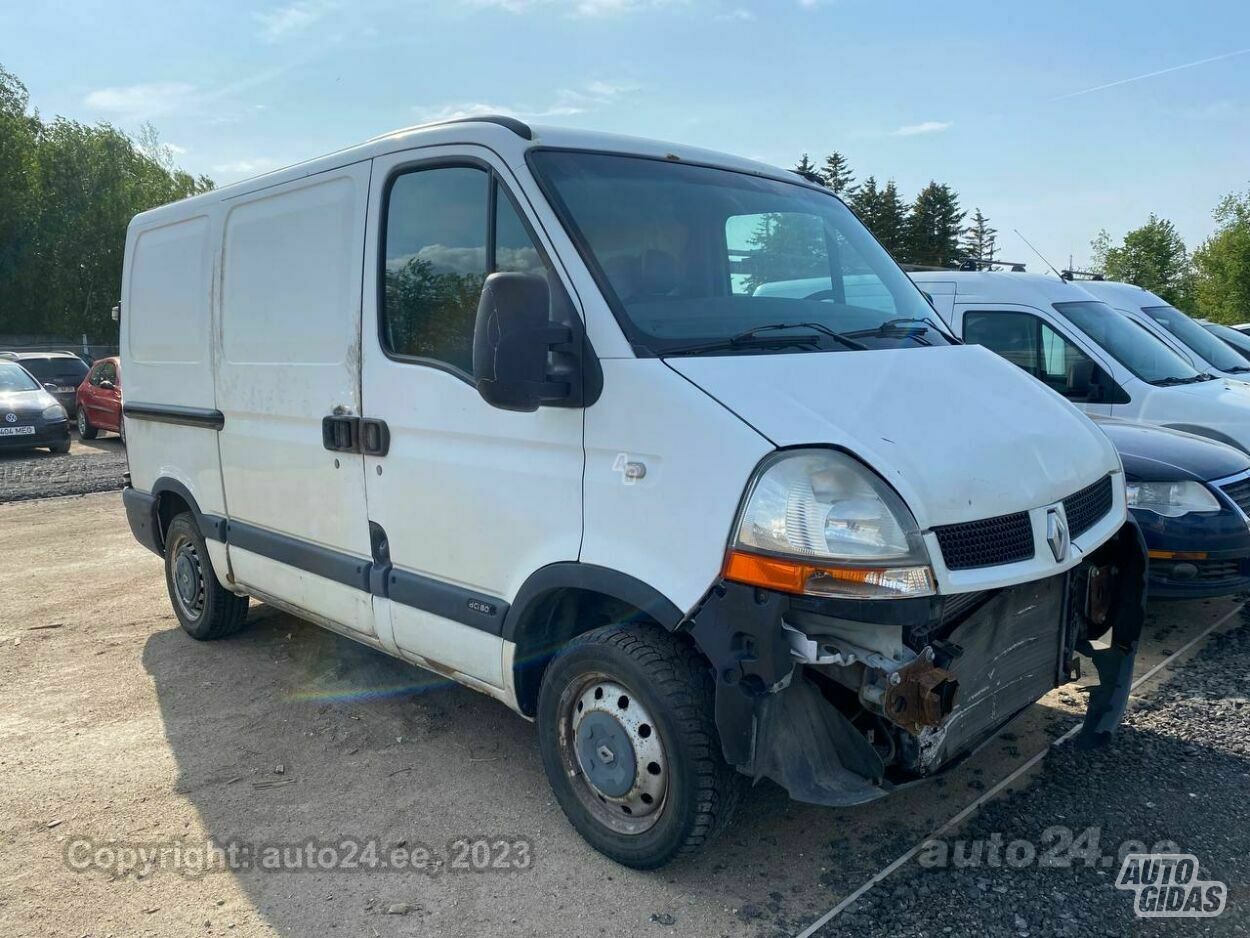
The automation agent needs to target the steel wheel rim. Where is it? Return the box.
[77,409,87,435]
[557,672,669,835]
[169,533,206,621]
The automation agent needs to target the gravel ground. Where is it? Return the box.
[0,436,127,502]
[817,611,1250,937]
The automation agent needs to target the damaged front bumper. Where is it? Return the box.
[683,520,1148,807]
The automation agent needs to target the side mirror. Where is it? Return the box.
[99,380,116,391]
[43,382,58,393]
[473,272,574,412]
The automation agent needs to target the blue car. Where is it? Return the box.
[1094,417,1250,599]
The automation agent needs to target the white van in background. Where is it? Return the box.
[910,270,1250,454]
[120,118,1144,868]
[1078,279,1250,381]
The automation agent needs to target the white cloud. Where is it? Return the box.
[468,0,680,15]
[83,82,196,121]
[413,80,637,124]
[890,120,953,137]
[254,0,336,40]
[716,7,754,20]
[212,157,285,177]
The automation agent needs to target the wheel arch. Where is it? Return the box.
[150,477,226,552]
[504,563,686,717]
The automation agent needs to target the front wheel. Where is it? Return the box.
[77,407,98,439]
[536,624,743,868]
[164,512,250,640]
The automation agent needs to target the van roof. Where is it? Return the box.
[907,269,1102,306]
[1077,278,1167,310]
[129,117,810,228]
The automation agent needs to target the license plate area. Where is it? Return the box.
[0,426,36,436]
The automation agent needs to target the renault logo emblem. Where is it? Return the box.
[1046,508,1069,562]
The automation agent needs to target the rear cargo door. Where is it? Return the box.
[215,162,377,636]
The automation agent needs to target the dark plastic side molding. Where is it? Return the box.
[124,402,224,430]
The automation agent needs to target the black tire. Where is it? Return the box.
[163,512,250,640]
[77,407,98,439]
[537,623,743,868]
[48,440,70,454]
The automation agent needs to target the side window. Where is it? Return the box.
[88,364,103,386]
[964,310,1106,402]
[97,362,117,385]
[383,167,490,373]
[382,167,557,375]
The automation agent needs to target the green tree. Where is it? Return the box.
[793,153,818,178]
[1091,215,1194,311]
[0,62,213,341]
[819,151,855,196]
[846,177,907,258]
[1193,190,1250,323]
[906,182,964,266]
[960,208,997,265]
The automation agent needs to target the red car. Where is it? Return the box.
[76,357,124,442]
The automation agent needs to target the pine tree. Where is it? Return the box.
[819,151,855,196]
[848,176,882,229]
[960,208,998,266]
[875,180,908,257]
[906,182,965,266]
[794,153,818,179]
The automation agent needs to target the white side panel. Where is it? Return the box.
[216,164,372,558]
[120,212,223,512]
[230,549,376,636]
[389,605,505,688]
[580,359,773,614]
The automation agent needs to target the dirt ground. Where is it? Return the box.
[0,492,1245,937]
[0,433,127,503]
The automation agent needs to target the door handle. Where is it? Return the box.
[321,415,388,456]
[360,418,390,457]
[322,414,359,452]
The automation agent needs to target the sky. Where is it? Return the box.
[4,0,1249,268]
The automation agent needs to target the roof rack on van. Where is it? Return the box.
[956,257,1028,272]
[370,114,533,143]
[1060,269,1105,281]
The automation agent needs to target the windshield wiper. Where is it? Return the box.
[1152,374,1211,386]
[839,317,957,345]
[664,322,868,356]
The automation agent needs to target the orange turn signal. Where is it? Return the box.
[721,549,934,598]
[1147,549,1207,560]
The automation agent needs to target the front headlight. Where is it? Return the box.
[42,404,67,421]
[724,449,935,599]
[1125,480,1220,517]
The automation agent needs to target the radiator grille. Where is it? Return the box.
[934,512,1035,571]
[1062,475,1113,539]
[1219,477,1250,517]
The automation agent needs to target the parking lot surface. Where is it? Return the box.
[0,434,127,503]
[0,493,1245,937]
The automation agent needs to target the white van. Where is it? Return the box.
[1078,279,1250,381]
[121,118,1144,868]
[910,270,1250,454]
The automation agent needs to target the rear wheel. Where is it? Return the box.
[164,512,250,640]
[537,623,742,868]
[77,407,98,439]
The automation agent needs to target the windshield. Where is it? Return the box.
[530,150,949,356]
[20,357,87,385]
[0,362,40,392]
[1054,301,1207,385]
[1141,305,1250,373]
[1203,321,1250,361]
